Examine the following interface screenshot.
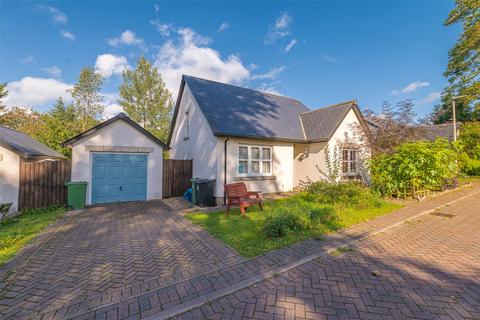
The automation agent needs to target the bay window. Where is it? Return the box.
[238,145,272,176]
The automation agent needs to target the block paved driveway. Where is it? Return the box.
[0,201,243,319]
[181,190,480,320]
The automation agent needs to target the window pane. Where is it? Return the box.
[350,162,357,172]
[350,150,356,161]
[262,161,271,173]
[251,147,260,159]
[343,150,349,161]
[239,161,248,173]
[251,161,260,173]
[262,148,271,160]
[239,146,248,159]
[343,162,349,173]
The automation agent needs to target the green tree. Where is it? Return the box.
[0,83,7,105]
[432,0,479,123]
[35,98,81,157]
[69,67,104,131]
[118,56,173,142]
[0,106,42,135]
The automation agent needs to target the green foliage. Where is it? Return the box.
[262,210,308,238]
[369,139,459,195]
[457,122,480,175]
[69,67,104,131]
[0,206,65,266]
[118,56,174,142]
[34,98,92,157]
[0,83,7,108]
[0,106,41,136]
[302,181,382,209]
[187,192,400,257]
[433,0,479,123]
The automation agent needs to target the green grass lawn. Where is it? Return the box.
[0,206,65,266]
[187,193,402,258]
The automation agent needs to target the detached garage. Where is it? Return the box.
[64,113,168,205]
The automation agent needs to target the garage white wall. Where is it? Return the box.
[71,120,164,204]
[0,146,20,213]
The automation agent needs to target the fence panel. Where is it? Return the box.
[162,159,193,198]
[18,159,71,210]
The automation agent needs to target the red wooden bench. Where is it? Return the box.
[224,182,263,217]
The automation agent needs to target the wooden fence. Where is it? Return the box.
[162,159,193,198]
[18,159,71,210]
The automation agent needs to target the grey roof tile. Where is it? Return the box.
[300,101,355,141]
[0,125,64,159]
[184,76,310,141]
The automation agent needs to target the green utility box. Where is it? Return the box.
[65,181,88,210]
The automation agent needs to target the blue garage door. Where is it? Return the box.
[91,153,147,204]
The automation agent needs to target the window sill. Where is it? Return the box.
[234,175,277,181]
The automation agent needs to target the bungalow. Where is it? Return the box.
[168,75,371,204]
[0,125,65,213]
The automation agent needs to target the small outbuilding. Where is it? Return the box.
[64,113,168,205]
[0,125,65,214]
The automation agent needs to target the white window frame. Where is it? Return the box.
[342,148,358,176]
[237,145,273,177]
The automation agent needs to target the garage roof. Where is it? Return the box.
[63,113,169,150]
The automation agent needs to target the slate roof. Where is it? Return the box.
[300,101,356,141]
[0,125,65,159]
[183,75,310,141]
[63,113,169,149]
[421,122,460,141]
[173,75,365,144]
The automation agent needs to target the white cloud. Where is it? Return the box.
[60,29,75,40]
[20,54,35,64]
[391,81,430,95]
[107,30,144,47]
[251,66,286,80]
[154,27,249,97]
[275,13,291,29]
[284,39,297,52]
[257,83,281,96]
[101,93,124,119]
[320,54,339,63]
[150,20,174,37]
[154,4,160,12]
[5,77,72,107]
[94,54,130,78]
[217,22,229,33]
[42,66,62,78]
[265,13,292,44]
[38,5,68,24]
[418,91,441,105]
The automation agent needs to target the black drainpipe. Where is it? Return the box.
[223,138,230,205]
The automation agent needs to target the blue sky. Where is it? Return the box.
[0,1,459,118]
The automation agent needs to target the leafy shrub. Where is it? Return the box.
[459,152,480,176]
[303,181,382,209]
[262,210,308,238]
[369,139,459,195]
[307,207,338,224]
[457,122,480,176]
